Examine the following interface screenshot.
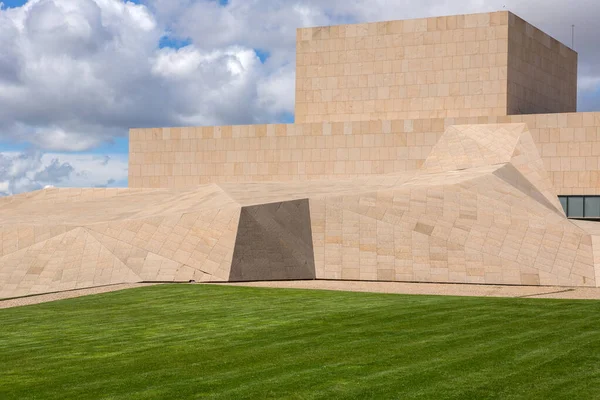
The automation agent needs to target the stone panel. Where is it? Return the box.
[127,121,436,187]
[310,123,595,286]
[129,112,600,195]
[295,11,511,122]
[4,123,600,297]
[230,199,316,281]
[294,11,576,123]
[506,13,577,115]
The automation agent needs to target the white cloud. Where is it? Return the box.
[30,127,104,151]
[53,152,127,187]
[0,0,291,154]
[0,150,127,196]
[257,65,295,117]
[152,47,203,78]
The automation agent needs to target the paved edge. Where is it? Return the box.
[0,283,160,309]
[208,280,600,300]
[3,280,600,309]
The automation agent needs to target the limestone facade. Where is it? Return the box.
[4,122,600,298]
[129,112,600,195]
[507,13,577,115]
[294,11,576,123]
[2,11,599,298]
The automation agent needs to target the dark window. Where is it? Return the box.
[569,196,584,218]
[585,197,600,218]
[558,196,600,219]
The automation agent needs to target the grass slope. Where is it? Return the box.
[1,284,600,399]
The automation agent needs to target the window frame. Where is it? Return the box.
[558,195,600,219]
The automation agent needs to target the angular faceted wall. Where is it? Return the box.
[309,123,597,286]
[4,123,600,298]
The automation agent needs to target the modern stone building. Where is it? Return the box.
[2,11,600,298]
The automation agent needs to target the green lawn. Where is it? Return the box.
[1,285,600,399]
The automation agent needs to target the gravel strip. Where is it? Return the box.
[209,280,600,300]
[0,283,159,309]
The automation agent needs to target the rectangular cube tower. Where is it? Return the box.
[130,11,594,194]
[294,11,577,123]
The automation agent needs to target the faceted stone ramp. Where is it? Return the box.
[0,186,242,298]
[2,123,600,298]
[0,174,407,299]
[307,123,599,286]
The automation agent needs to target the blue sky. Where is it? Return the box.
[0,0,27,7]
[0,0,599,195]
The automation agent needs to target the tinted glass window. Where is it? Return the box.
[568,196,584,218]
[585,197,600,218]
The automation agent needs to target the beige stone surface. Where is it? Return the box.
[0,283,158,309]
[294,11,576,123]
[212,280,600,300]
[128,122,426,187]
[0,186,242,299]
[5,280,600,309]
[0,186,318,299]
[129,112,600,194]
[509,112,600,195]
[309,123,595,286]
[5,122,600,297]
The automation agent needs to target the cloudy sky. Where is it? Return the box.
[0,0,598,195]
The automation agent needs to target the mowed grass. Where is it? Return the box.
[1,285,600,399]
